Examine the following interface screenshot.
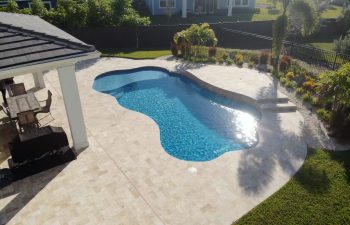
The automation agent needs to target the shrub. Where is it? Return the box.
[280,77,288,86]
[296,87,305,95]
[286,71,295,80]
[248,62,255,69]
[226,58,233,65]
[222,52,229,60]
[209,56,216,63]
[229,52,236,60]
[334,30,350,55]
[259,52,269,65]
[208,47,217,57]
[6,0,19,12]
[279,55,291,71]
[174,23,218,48]
[250,54,259,65]
[302,92,312,102]
[218,58,224,64]
[235,53,244,67]
[316,108,331,123]
[303,79,317,91]
[311,96,320,107]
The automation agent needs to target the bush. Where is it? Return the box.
[209,56,216,63]
[6,0,18,12]
[235,53,244,67]
[250,54,259,65]
[208,47,217,57]
[248,62,255,69]
[311,96,320,107]
[174,23,218,47]
[334,30,350,55]
[286,71,295,80]
[303,79,317,91]
[302,92,312,102]
[222,52,229,60]
[226,58,233,65]
[316,108,331,123]
[218,58,224,64]
[260,52,269,65]
[296,87,305,95]
[279,55,291,71]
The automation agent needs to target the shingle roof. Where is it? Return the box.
[0,12,97,71]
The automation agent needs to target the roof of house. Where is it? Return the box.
[0,12,97,71]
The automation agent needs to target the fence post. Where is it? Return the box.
[332,53,338,70]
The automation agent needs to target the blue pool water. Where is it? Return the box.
[93,67,259,162]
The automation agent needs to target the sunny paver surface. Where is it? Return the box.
[0,58,307,225]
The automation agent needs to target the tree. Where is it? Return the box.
[54,0,88,28]
[6,0,19,13]
[87,0,113,27]
[31,0,48,17]
[272,0,319,71]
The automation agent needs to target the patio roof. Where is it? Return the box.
[0,12,97,74]
[0,12,101,151]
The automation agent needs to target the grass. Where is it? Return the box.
[320,5,343,19]
[309,42,335,51]
[234,148,350,225]
[100,49,171,59]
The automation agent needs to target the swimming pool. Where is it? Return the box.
[93,67,260,162]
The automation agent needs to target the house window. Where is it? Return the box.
[234,0,241,5]
[242,0,248,5]
[160,0,175,8]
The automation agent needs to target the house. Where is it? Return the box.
[142,0,256,18]
[0,0,57,9]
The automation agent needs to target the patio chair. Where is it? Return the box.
[0,104,16,126]
[9,83,26,96]
[35,90,53,121]
[17,110,40,133]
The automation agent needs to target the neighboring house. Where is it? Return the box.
[143,0,256,17]
[0,0,57,9]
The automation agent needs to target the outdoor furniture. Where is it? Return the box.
[9,83,26,96]
[35,90,53,120]
[8,126,69,164]
[0,78,14,105]
[17,110,40,132]
[7,92,42,119]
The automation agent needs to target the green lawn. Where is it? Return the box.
[309,42,335,51]
[100,49,171,59]
[320,5,343,19]
[235,148,350,225]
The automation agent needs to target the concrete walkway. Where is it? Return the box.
[0,58,307,225]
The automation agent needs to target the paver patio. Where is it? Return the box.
[0,58,307,225]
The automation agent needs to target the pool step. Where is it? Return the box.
[259,101,297,112]
[257,97,289,104]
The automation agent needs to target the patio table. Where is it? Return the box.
[7,92,41,119]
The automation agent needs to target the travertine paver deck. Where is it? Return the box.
[0,58,307,225]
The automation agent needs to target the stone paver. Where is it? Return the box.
[0,58,307,225]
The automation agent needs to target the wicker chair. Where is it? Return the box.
[17,110,40,132]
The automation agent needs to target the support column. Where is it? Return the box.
[33,71,45,89]
[228,0,233,16]
[182,0,187,18]
[58,65,89,151]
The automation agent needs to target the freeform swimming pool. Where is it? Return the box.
[93,67,260,162]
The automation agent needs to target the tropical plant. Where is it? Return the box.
[272,0,319,71]
[316,63,350,138]
[173,23,217,58]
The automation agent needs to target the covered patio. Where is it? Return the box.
[0,12,100,152]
